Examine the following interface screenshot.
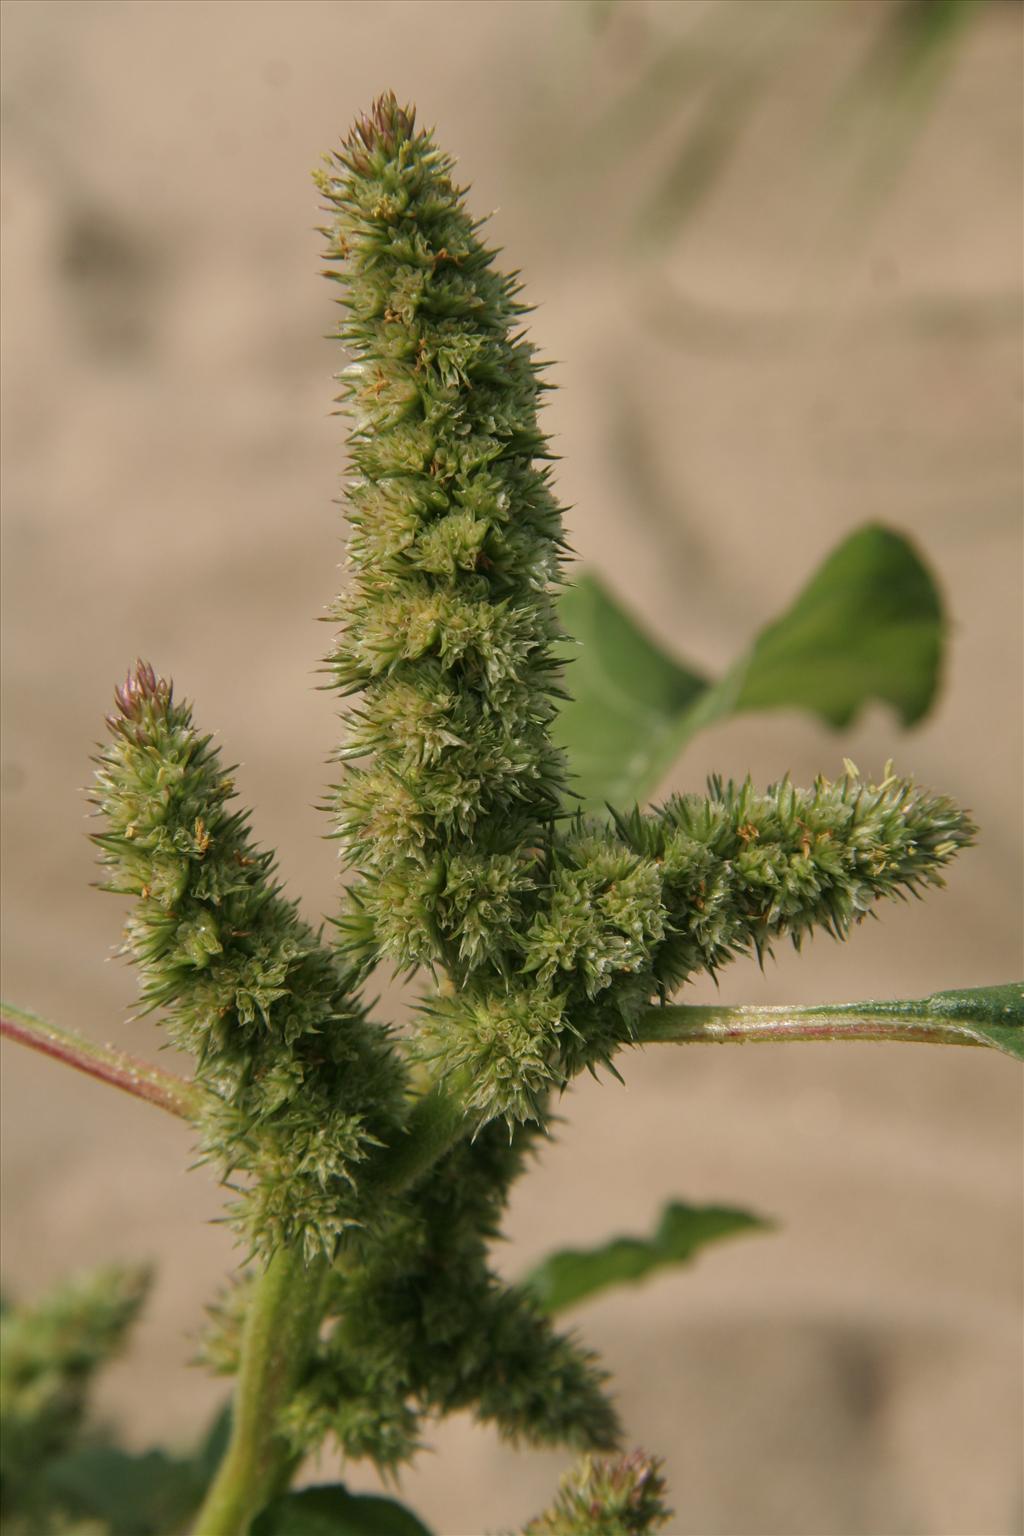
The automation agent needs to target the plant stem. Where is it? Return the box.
[637,1005,980,1048]
[635,984,1022,1052]
[0,1002,202,1120]
[194,1078,470,1534]
[193,1247,328,1536]
[369,1072,473,1198]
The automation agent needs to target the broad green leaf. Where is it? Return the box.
[40,1402,233,1536]
[43,1445,202,1535]
[253,1484,434,1536]
[523,1201,771,1316]
[556,566,708,809]
[724,523,943,728]
[556,524,945,810]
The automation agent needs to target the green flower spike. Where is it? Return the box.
[417,767,975,1127]
[92,663,406,1260]
[318,94,569,985]
[0,1266,150,1510]
[319,96,974,1136]
[524,1450,673,1536]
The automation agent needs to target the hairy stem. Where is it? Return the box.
[369,1072,473,1198]
[0,1003,202,1120]
[638,1007,980,1048]
[636,984,1022,1052]
[193,1247,329,1535]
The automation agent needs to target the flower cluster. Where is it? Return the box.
[0,1265,150,1516]
[280,1120,618,1469]
[415,771,974,1125]
[319,95,974,1138]
[318,93,568,985]
[524,1450,673,1536]
[87,95,977,1499]
[92,664,406,1260]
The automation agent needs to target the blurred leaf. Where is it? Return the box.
[919,983,1024,1060]
[39,1400,232,1536]
[556,569,707,809]
[833,0,986,215]
[556,523,944,809]
[724,523,943,727]
[524,1201,771,1315]
[43,1445,202,1535]
[192,1399,232,1485]
[871,0,983,91]
[253,1484,434,1536]
[590,6,729,160]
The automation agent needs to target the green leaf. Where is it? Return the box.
[38,1402,233,1536]
[556,570,708,811]
[523,1201,771,1316]
[253,1484,434,1536]
[192,1399,232,1485]
[556,524,945,810]
[724,523,943,729]
[43,1445,203,1535]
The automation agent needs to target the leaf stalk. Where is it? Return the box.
[636,984,1023,1057]
[0,1003,203,1120]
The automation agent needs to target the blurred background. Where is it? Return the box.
[1,2,1021,1532]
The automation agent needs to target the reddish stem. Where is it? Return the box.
[1,1004,201,1121]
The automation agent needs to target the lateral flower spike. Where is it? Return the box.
[92,661,407,1261]
[0,1265,150,1507]
[524,1450,673,1535]
[318,92,569,985]
[416,768,977,1128]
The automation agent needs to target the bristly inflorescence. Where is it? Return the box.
[414,769,975,1126]
[318,95,976,1134]
[92,663,407,1261]
[280,1120,618,1470]
[317,93,569,985]
[84,93,980,1508]
[0,1265,150,1517]
[523,1450,673,1536]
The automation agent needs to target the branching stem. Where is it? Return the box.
[0,1003,202,1120]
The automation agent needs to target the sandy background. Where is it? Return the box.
[1,3,1021,1533]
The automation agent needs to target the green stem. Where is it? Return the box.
[637,1004,980,1048]
[193,1247,328,1536]
[194,1076,470,1534]
[0,1002,202,1120]
[636,984,1023,1056]
[369,1072,473,1197]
